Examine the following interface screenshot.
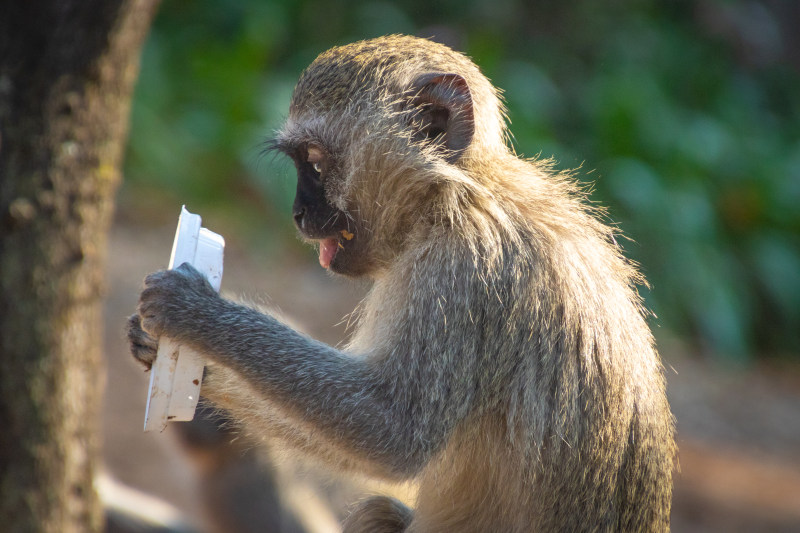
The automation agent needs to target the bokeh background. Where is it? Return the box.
[105,1,800,531]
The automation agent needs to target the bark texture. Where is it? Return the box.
[0,1,159,531]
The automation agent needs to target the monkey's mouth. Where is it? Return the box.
[316,229,354,269]
[318,237,340,269]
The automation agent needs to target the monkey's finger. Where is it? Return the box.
[126,313,158,370]
[143,269,171,289]
[174,261,203,278]
[127,313,158,350]
[136,288,171,338]
[137,311,165,340]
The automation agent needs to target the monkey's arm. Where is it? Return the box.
[137,261,480,478]
[198,364,395,474]
[128,310,382,473]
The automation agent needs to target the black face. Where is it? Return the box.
[280,142,371,277]
[291,147,344,239]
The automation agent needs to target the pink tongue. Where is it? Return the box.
[318,238,339,269]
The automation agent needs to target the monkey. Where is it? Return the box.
[128,35,676,532]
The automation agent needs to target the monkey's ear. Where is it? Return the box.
[406,73,474,162]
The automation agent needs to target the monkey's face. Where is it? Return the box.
[274,36,494,279]
[285,142,372,277]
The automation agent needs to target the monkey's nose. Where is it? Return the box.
[293,207,306,229]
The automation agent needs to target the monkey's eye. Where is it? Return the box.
[306,144,325,180]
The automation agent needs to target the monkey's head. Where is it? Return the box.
[272,35,508,278]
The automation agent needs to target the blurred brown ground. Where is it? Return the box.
[102,211,800,533]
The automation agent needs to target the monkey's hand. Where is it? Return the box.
[136,262,222,347]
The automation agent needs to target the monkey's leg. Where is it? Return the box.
[342,496,413,533]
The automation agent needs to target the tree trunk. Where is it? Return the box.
[0,1,160,531]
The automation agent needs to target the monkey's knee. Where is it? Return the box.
[343,496,413,533]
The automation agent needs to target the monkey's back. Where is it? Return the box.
[360,161,676,531]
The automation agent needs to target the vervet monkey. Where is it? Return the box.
[128,35,675,532]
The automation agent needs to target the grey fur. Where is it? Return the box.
[129,35,675,532]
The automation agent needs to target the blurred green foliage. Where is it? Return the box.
[124,0,800,360]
